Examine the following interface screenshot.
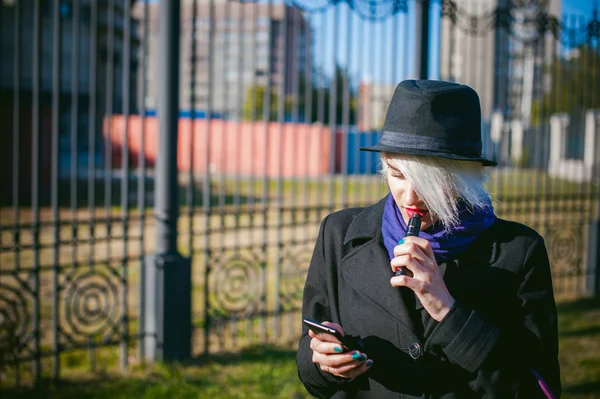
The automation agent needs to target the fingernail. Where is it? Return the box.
[334,346,342,353]
[366,360,373,367]
[397,239,405,244]
[359,355,366,361]
[351,352,361,360]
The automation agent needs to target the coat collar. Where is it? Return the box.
[341,195,502,318]
[343,196,388,246]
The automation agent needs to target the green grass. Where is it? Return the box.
[2,296,599,399]
[557,296,600,398]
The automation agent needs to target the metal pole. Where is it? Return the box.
[144,0,191,362]
[414,0,430,79]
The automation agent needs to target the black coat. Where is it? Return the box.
[296,197,561,398]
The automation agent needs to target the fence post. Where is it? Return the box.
[585,110,600,295]
[143,0,191,362]
[414,0,430,79]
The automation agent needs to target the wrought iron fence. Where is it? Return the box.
[0,0,599,388]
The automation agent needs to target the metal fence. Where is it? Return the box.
[0,0,599,388]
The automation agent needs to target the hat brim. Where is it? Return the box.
[359,144,498,167]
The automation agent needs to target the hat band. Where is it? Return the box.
[379,130,482,157]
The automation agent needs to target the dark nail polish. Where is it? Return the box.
[366,360,373,367]
[351,352,361,360]
[359,355,366,362]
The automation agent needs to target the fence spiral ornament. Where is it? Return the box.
[63,269,120,340]
[0,282,30,350]
[209,251,262,316]
[280,247,313,310]
[547,227,581,271]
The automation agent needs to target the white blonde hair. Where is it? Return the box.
[380,152,492,230]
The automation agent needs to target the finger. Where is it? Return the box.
[313,350,367,368]
[334,358,375,379]
[390,254,425,277]
[321,321,344,335]
[308,329,342,345]
[390,274,424,292]
[403,236,435,260]
[394,242,431,266]
[325,357,369,376]
[310,337,345,354]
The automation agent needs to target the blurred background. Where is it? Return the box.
[0,0,599,397]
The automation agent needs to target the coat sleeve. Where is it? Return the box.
[425,235,561,398]
[296,215,355,398]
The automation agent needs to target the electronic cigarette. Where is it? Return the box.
[395,213,422,277]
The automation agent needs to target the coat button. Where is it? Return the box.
[408,342,422,359]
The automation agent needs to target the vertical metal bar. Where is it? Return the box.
[327,5,339,213]
[273,0,288,343]
[32,0,42,385]
[120,0,132,371]
[245,2,258,344]
[87,0,98,367]
[138,0,149,362]
[149,0,190,362]
[104,0,115,284]
[71,0,80,261]
[363,18,374,205]
[12,0,21,277]
[233,1,249,345]
[155,0,181,284]
[248,1,257,214]
[371,18,384,204]
[287,3,303,340]
[414,0,430,79]
[340,5,351,210]
[289,2,300,249]
[259,0,274,343]
[88,1,98,370]
[234,1,243,215]
[579,15,590,226]
[188,0,197,261]
[302,12,313,237]
[590,19,599,217]
[51,0,62,382]
[316,12,326,220]
[203,0,216,356]
[87,3,98,256]
[531,32,544,231]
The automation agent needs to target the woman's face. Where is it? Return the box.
[385,161,436,231]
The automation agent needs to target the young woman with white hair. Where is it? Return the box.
[296,80,560,399]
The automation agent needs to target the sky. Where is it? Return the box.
[310,0,598,86]
[142,0,598,86]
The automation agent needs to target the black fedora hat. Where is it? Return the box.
[360,79,496,166]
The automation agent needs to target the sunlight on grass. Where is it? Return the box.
[2,297,599,398]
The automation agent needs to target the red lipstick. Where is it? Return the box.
[405,208,428,218]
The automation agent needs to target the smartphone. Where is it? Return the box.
[303,318,349,347]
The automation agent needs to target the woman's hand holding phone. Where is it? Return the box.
[308,321,374,379]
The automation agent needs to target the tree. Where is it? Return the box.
[243,65,358,125]
[532,44,600,126]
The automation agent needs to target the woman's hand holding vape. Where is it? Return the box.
[309,322,374,379]
[390,236,455,322]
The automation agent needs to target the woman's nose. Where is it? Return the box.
[404,186,420,205]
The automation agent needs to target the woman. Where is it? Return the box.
[296,80,560,398]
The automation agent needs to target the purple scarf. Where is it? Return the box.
[382,193,496,262]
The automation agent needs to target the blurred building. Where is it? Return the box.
[439,0,560,121]
[357,80,396,131]
[134,0,312,120]
[0,0,140,202]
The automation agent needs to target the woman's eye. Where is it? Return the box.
[392,173,405,179]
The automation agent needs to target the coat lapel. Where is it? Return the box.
[341,233,423,336]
